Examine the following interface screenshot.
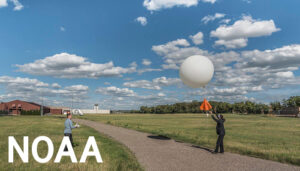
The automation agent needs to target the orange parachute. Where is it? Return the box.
[200,98,212,111]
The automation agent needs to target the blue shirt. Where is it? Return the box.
[64,118,75,134]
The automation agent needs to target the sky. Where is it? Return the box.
[1,0,300,110]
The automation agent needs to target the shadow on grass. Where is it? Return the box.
[147,135,171,140]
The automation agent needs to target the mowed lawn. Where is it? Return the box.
[78,114,300,166]
[0,116,142,171]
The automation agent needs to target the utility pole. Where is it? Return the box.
[72,93,74,109]
[40,97,44,117]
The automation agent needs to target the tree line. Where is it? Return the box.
[136,96,300,114]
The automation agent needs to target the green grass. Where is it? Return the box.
[0,116,143,171]
[78,113,300,166]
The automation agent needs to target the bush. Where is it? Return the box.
[21,110,41,115]
[0,110,9,114]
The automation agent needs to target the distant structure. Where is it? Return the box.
[276,107,300,117]
[0,100,68,115]
[81,104,110,114]
[48,106,71,115]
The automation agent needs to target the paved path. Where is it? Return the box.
[74,119,300,171]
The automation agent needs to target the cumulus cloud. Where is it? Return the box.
[0,0,8,8]
[11,0,23,11]
[0,0,23,10]
[152,38,239,71]
[202,0,216,3]
[214,38,248,49]
[0,76,49,88]
[189,32,204,45]
[143,0,216,11]
[143,0,198,11]
[123,76,181,90]
[142,59,152,66]
[152,39,190,56]
[96,86,136,97]
[201,13,225,24]
[152,39,200,69]
[96,85,179,109]
[16,53,137,78]
[212,45,300,90]
[152,34,300,102]
[51,83,61,89]
[60,26,66,32]
[237,44,300,69]
[0,76,89,105]
[137,68,162,74]
[219,19,231,24]
[135,16,147,26]
[124,80,161,90]
[210,16,280,49]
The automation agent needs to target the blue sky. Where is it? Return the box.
[1,0,300,110]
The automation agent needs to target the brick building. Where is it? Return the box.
[0,100,50,115]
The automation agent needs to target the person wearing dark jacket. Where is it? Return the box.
[211,114,225,153]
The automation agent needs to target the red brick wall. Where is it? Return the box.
[50,108,62,115]
[0,100,50,115]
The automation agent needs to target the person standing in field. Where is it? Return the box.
[211,113,225,153]
[64,113,79,151]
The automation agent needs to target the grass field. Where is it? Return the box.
[0,116,142,171]
[78,113,300,166]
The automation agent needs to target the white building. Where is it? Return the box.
[81,104,110,114]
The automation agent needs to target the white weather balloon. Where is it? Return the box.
[179,55,214,88]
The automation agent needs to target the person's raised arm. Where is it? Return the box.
[211,114,218,122]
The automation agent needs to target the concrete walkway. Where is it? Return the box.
[74,119,300,171]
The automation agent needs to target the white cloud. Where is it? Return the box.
[152,38,239,71]
[158,92,166,97]
[212,45,300,90]
[124,80,161,90]
[275,71,294,78]
[0,0,8,8]
[0,0,23,10]
[152,39,190,56]
[16,53,137,78]
[51,83,61,89]
[201,13,225,24]
[65,85,89,92]
[142,59,152,66]
[0,76,89,105]
[0,76,49,87]
[96,85,179,109]
[152,34,300,102]
[243,0,251,3]
[11,0,23,11]
[143,0,198,11]
[60,26,66,32]
[137,68,162,74]
[219,18,231,24]
[153,76,181,86]
[135,16,147,26]
[237,44,300,69]
[202,0,216,3]
[143,0,217,11]
[214,38,248,49]
[123,76,181,90]
[96,86,136,97]
[189,32,203,45]
[211,16,280,49]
